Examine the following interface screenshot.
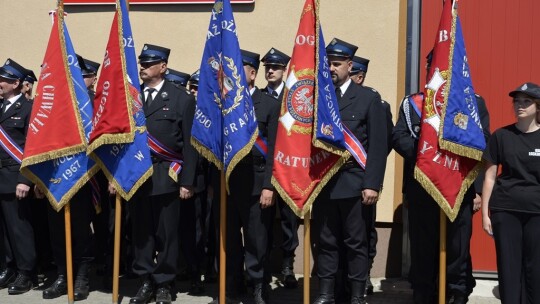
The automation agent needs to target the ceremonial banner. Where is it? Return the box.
[88,0,152,200]
[191,0,258,190]
[414,0,485,221]
[21,7,98,210]
[271,0,345,217]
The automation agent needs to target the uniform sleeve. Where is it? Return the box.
[18,103,33,187]
[383,101,394,155]
[262,99,280,190]
[363,92,388,191]
[392,97,418,161]
[483,129,499,166]
[179,94,199,187]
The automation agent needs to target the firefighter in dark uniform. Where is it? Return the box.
[185,68,217,287]
[188,70,199,96]
[164,68,190,88]
[0,58,37,295]
[350,55,394,295]
[165,67,207,293]
[392,52,490,304]
[21,70,36,100]
[127,44,198,304]
[312,39,389,304]
[261,47,289,101]
[215,49,279,304]
[41,55,100,301]
[260,47,299,289]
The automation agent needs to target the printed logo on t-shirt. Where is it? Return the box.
[529,149,540,157]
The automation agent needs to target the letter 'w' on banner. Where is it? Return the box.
[191,0,258,190]
[414,0,485,222]
[87,0,152,200]
[271,0,346,218]
[21,5,98,211]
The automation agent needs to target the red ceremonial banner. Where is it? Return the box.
[271,0,343,218]
[413,0,480,222]
[23,13,86,162]
[88,8,134,152]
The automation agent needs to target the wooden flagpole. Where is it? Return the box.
[219,172,227,303]
[303,210,311,304]
[64,203,75,304]
[112,194,122,304]
[439,209,447,304]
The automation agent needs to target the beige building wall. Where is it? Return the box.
[1,0,406,223]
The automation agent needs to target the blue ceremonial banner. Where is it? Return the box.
[89,0,152,200]
[21,8,98,211]
[191,0,258,189]
[313,25,368,169]
[438,3,485,160]
[314,27,346,150]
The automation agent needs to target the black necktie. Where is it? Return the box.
[0,99,4,113]
[145,88,156,107]
[335,87,342,100]
[271,90,278,98]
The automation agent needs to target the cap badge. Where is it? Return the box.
[143,45,148,50]
[331,38,337,45]
[270,49,275,54]
[5,60,10,65]
[521,84,528,91]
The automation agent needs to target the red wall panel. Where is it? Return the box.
[421,0,540,273]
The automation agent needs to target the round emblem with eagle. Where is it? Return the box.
[286,78,315,124]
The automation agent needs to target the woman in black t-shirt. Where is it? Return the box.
[481,82,540,304]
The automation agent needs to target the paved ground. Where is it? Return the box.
[0,272,501,304]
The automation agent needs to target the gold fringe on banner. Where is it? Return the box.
[22,164,100,212]
[191,138,223,170]
[225,129,258,193]
[271,155,347,219]
[87,133,136,155]
[21,144,88,168]
[90,153,153,202]
[413,162,481,222]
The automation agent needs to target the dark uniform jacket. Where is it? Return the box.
[261,83,284,102]
[0,95,33,193]
[236,88,279,196]
[144,80,198,196]
[325,82,389,199]
[392,93,490,196]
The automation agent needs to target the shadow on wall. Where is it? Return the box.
[384,203,405,278]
